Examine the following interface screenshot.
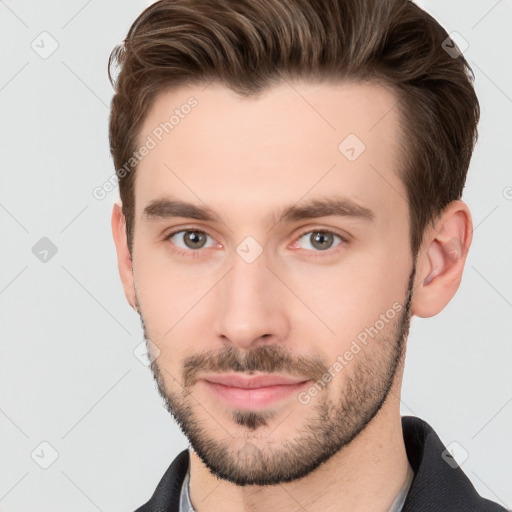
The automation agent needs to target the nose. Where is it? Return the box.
[212,249,291,351]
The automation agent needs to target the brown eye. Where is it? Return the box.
[167,230,215,251]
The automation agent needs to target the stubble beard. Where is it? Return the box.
[137,265,415,486]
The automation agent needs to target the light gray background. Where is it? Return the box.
[0,1,511,511]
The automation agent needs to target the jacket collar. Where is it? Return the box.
[401,416,505,511]
[135,416,505,512]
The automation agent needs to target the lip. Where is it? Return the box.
[201,373,309,388]
[200,373,312,410]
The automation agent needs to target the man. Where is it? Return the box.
[108,0,506,510]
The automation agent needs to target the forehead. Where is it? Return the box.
[134,80,406,227]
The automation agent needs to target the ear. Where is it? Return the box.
[111,201,137,311]
[411,200,473,318]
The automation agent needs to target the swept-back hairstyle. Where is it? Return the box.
[108,0,479,258]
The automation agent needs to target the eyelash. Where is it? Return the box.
[164,227,349,258]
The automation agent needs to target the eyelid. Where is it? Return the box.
[291,227,349,256]
[164,226,221,254]
[294,226,350,244]
[164,225,350,256]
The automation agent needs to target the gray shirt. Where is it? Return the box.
[179,449,414,512]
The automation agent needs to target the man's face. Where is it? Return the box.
[130,81,415,485]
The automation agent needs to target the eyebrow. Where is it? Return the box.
[142,196,375,227]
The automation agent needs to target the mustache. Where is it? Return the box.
[181,344,329,388]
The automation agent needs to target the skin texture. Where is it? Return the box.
[112,80,473,512]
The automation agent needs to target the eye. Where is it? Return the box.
[294,230,347,253]
[164,227,348,258]
[165,229,218,254]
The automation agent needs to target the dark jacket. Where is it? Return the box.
[134,416,507,511]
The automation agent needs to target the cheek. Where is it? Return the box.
[287,245,410,352]
[133,246,223,350]
[133,253,185,340]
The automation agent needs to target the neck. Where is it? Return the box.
[189,383,410,512]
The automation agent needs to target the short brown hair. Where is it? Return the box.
[108,0,479,259]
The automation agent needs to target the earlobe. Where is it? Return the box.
[111,202,137,311]
[411,201,472,318]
